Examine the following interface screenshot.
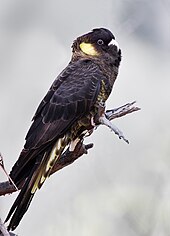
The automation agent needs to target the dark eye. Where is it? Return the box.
[97,39,104,45]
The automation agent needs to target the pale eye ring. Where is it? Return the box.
[97,39,104,45]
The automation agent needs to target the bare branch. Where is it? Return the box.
[0,142,93,196]
[0,218,17,236]
[106,101,141,120]
[0,181,16,196]
[0,217,10,236]
[0,154,18,192]
[0,102,140,196]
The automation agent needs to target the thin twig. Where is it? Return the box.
[106,101,141,120]
[0,154,18,192]
[0,218,12,236]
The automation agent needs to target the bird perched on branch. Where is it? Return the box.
[5,28,123,231]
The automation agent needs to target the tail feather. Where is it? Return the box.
[10,148,38,187]
[6,135,69,231]
[5,155,43,231]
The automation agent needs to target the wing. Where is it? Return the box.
[10,59,107,182]
[25,59,105,150]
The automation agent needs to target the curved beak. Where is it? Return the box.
[109,39,119,51]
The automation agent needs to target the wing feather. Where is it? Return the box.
[10,59,106,182]
[26,59,104,149]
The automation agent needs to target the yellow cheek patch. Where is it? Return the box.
[80,42,99,56]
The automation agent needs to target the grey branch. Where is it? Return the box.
[0,218,17,236]
[0,101,140,196]
[0,154,18,192]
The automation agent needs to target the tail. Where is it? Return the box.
[5,135,69,231]
[5,159,41,231]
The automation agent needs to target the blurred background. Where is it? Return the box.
[0,0,170,235]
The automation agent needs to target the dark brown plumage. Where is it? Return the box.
[5,28,121,231]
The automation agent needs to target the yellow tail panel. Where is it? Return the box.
[31,135,69,194]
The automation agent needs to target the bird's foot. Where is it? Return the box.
[98,116,129,144]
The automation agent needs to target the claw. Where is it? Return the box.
[98,116,129,144]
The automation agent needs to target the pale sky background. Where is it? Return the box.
[0,0,170,235]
